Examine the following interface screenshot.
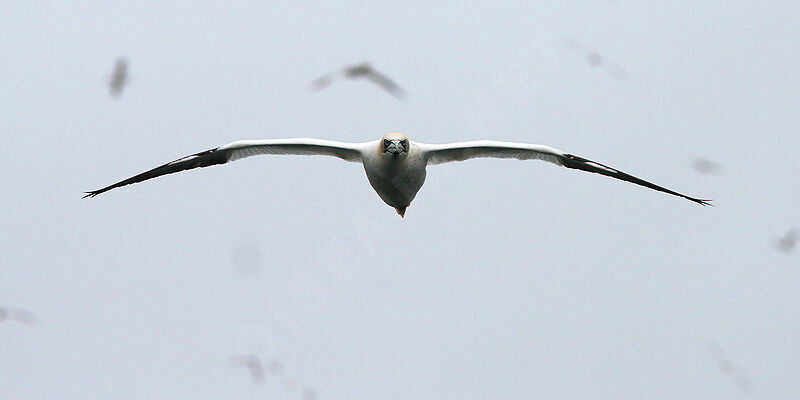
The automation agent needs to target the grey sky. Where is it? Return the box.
[2,1,799,399]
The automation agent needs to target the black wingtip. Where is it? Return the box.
[693,198,714,206]
[82,191,100,199]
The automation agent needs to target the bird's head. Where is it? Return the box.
[380,133,409,159]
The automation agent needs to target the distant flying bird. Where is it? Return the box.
[558,36,626,79]
[692,157,722,175]
[301,387,319,400]
[707,341,754,393]
[266,358,284,375]
[231,245,262,276]
[312,62,406,98]
[108,57,129,98]
[230,354,266,383]
[0,307,36,326]
[281,376,319,399]
[84,133,711,217]
[775,228,798,253]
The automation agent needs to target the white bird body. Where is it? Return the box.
[85,133,711,216]
[362,140,427,214]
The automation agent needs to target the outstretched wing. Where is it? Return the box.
[84,139,363,198]
[420,140,711,205]
[364,71,406,98]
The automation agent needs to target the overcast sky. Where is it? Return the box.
[2,1,799,399]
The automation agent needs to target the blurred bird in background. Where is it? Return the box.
[230,354,318,398]
[0,306,36,326]
[775,228,798,253]
[301,387,319,400]
[692,157,722,176]
[707,340,754,393]
[231,245,262,276]
[230,354,266,383]
[558,36,627,79]
[108,57,129,99]
[312,62,406,99]
[265,358,284,375]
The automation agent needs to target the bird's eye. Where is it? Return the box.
[401,140,408,149]
[383,139,391,148]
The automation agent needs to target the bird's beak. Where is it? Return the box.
[386,140,404,157]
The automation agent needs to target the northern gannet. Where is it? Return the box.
[312,62,406,98]
[230,354,266,383]
[84,133,711,217]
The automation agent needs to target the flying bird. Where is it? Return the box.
[230,354,266,383]
[266,358,284,375]
[301,387,319,400]
[558,36,627,79]
[84,133,711,217]
[707,340,754,393]
[0,307,36,326]
[692,157,722,175]
[108,57,129,98]
[312,62,406,98]
[775,228,798,253]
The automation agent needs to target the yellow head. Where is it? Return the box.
[379,132,409,158]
